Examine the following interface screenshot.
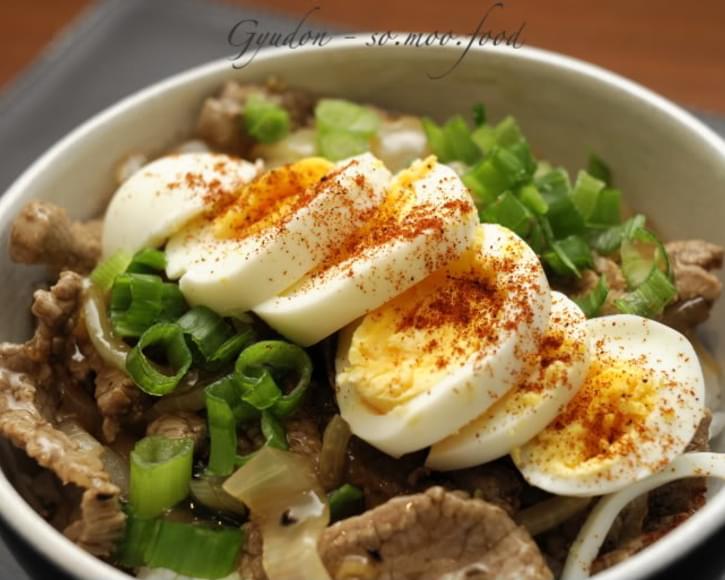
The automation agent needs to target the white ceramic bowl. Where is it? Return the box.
[1,41,724,580]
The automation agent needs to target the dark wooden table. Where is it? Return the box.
[1,0,724,113]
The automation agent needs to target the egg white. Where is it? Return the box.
[427,292,590,470]
[102,153,260,257]
[253,160,478,346]
[166,153,390,315]
[335,223,551,457]
[512,314,706,496]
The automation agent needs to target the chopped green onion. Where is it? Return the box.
[588,214,646,254]
[126,322,192,396]
[535,167,571,199]
[587,153,612,185]
[620,226,670,289]
[205,374,258,477]
[570,170,605,221]
[589,188,621,226]
[481,191,533,238]
[471,124,496,154]
[574,276,609,318]
[90,250,132,292]
[129,436,193,518]
[126,248,167,274]
[315,99,380,161]
[472,103,487,127]
[189,476,247,516]
[235,411,289,468]
[544,235,593,277]
[464,145,534,207]
[177,306,254,367]
[518,184,548,215]
[235,340,313,418]
[244,93,290,144]
[110,274,187,338]
[614,268,677,318]
[328,483,364,523]
[421,116,482,165]
[493,116,524,147]
[117,514,243,579]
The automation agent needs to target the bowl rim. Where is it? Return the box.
[1,39,725,580]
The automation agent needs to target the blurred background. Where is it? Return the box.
[2,0,724,111]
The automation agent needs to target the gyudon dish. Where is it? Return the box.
[2,79,724,580]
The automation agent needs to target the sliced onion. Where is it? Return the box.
[318,415,352,491]
[223,447,331,580]
[137,567,240,580]
[102,447,130,496]
[190,476,246,516]
[82,281,130,371]
[371,116,429,172]
[516,496,592,536]
[251,128,316,166]
[561,452,725,580]
[58,419,129,494]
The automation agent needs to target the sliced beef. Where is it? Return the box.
[319,486,552,580]
[147,411,207,450]
[575,256,626,315]
[9,201,101,274]
[0,271,125,556]
[238,522,267,580]
[667,239,724,304]
[72,313,148,443]
[196,80,314,154]
[0,365,124,556]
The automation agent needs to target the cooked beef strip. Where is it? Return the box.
[238,522,267,580]
[319,486,552,580]
[196,80,315,154]
[285,409,323,475]
[71,313,149,443]
[0,271,125,556]
[667,239,723,304]
[9,201,101,275]
[147,411,207,450]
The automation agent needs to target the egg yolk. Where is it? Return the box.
[214,157,333,240]
[339,227,512,414]
[532,358,658,470]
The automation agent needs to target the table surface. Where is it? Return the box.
[1,0,725,113]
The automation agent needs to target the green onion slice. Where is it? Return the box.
[126,248,167,274]
[117,514,243,579]
[129,436,193,518]
[620,226,671,289]
[177,306,254,367]
[205,374,258,477]
[588,214,646,254]
[574,276,609,318]
[315,99,380,161]
[587,153,612,185]
[235,340,313,418]
[589,187,621,226]
[244,93,290,144]
[421,116,482,165]
[570,170,605,221]
[480,191,534,238]
[126,322,193,396]
[110,273,187,338]
[472,103,487,127]
[543,235,593,278]
[90,250,132,292]
[328,483,364,523]
[614,268,677,318]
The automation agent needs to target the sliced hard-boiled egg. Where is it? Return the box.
[102,153,260,256]
[335,223,551,457]
[427,291,590,471]
[166,153,390,315]
[512,314,705,497]
[253,158,478,346]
